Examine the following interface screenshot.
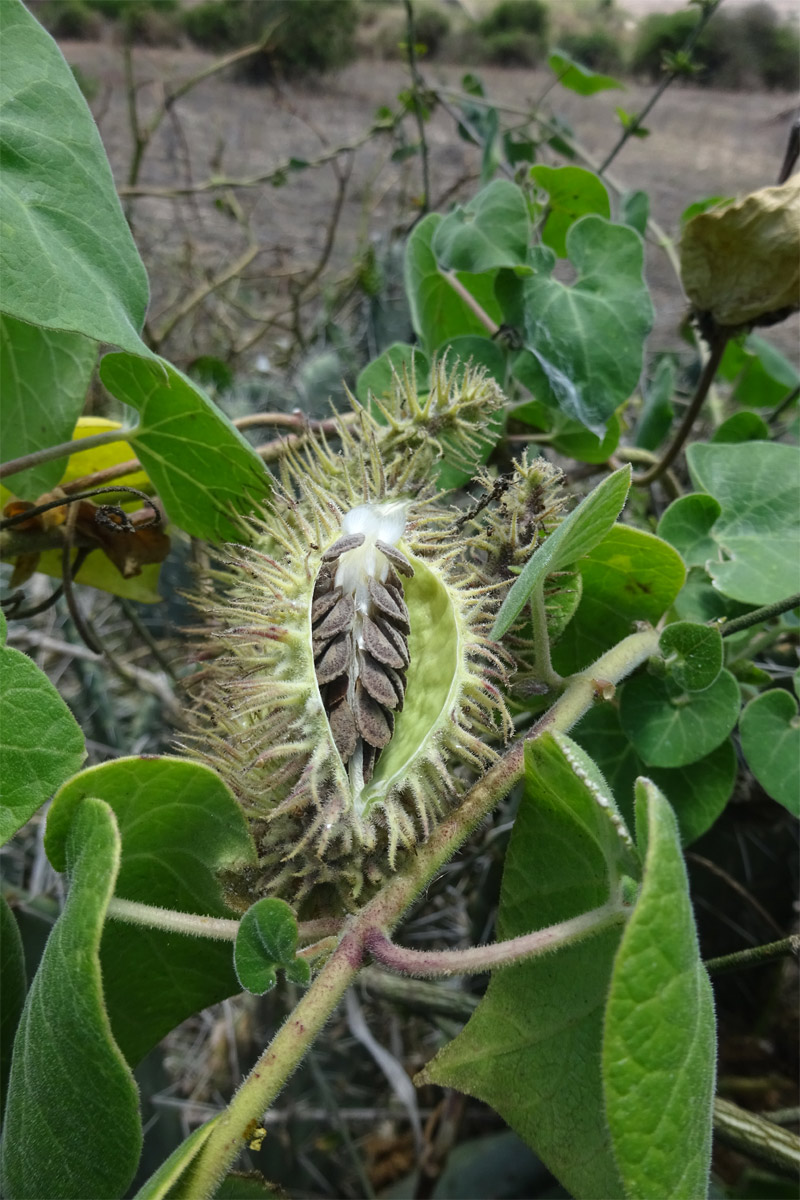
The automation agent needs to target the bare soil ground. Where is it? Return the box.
[65,40,799,369]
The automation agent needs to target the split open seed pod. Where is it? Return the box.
[184,361,563,910]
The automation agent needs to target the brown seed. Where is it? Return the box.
[313,593,354,641]
[373,615,410,666]
[314,632,351,683]
[375,539,414,577]
[355,681,393,748]
[322,532,365,561]
[368,577,410,632]
[362,614,406,669]
[328,699,357,760]
[359,649,400,709]
[313,565,334,598]
[311,586,342,624]
[382,662,407,711]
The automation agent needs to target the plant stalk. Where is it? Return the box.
[0,428,131,483]
[182,626,660,1196]
[633,332,727,486]
[364,901,627,977]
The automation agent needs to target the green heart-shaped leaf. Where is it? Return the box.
[234,898,311,995]
[620,668,740,768]
[659,621,723,692]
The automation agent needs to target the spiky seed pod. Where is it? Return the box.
[459,452,577,690]
[184,361,524,910]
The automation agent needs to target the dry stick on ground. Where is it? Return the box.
[150,244,263,352]
[118,127,388,200]
[122,31,281,193]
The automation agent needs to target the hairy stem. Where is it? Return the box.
[530,583,562,692]
[183,626,660,1196]
[705,934,800,976]
[365,902,627,977]
[719,593,800,638]
[105,897,341,946]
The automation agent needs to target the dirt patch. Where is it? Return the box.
[65,40,799,369]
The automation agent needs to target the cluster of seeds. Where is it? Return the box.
[312,526,413,794]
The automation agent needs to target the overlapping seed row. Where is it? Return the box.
[312,533,413,784]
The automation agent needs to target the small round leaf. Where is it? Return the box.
[659,621,723,691]
[234,898,311,996]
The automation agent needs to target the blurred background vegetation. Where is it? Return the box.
[30,0,800,90]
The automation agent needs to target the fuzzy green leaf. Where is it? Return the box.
[234,898,310,995]
[521,215,653,431]
[548,51,625,96]
[573,705,736,845]
[0,798,142,1199]
[492,465,631,639]
[687,442,800,606]
[47,757,257,1065]
[0,610,86,845]
[0,315,96,497]
[419,733,635,1200]
[659,621,723,692]
[551,525,685,674]
[603,780,716,1199]
[620,668,740,769]
[100,353,271,542]
[740,689,800,816]
[0,896,26,1119]
[133,1117,220,1200]
[530,165,610,258]
[433,180,531,273]
[404,213,504,357]
[657,493,722,569]
[0,0,151,356]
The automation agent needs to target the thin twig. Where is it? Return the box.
[403,0,431,213]
[0,428,129,483]
[364,902,626,977]
[705,935,800,976]
[151,245,262,349]
[597,0,725,174]
[718,593,800,638]
[633,332,728,486]
[118,128,382,199]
